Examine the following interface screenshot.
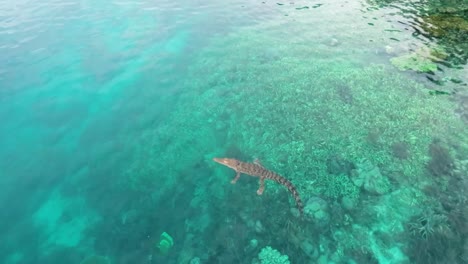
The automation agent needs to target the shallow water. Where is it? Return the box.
[0,0,467,263]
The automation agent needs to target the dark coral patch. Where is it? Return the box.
[391,141,410,159]
[426,140,454,177]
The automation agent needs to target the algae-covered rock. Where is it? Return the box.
[367,0,468,14]
[422,14,468,38]
[428,0,468,13]
[390,53,437,72]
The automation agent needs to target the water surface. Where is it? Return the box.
[0,0,467,263]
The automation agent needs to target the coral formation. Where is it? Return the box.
[316,173,361,202]
[157,232,174,255]
[406,209,458,264]
[257,246,290,264]
[303,197,330,227]
[351,159,391,195]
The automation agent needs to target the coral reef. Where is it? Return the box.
[116,6,467,264]
[2,0,467,264]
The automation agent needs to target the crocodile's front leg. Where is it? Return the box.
[231,171,241,184]
[257,177,265,195]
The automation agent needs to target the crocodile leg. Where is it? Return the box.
[231,171,241,184]
[254,158,262,166]
[257,177,265,195]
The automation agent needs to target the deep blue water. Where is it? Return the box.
[1,1,467,264]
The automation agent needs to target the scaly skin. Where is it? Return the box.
[213,157,304,215]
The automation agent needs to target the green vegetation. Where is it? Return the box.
[390,53,438,72]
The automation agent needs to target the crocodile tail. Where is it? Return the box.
[271,174,304,215]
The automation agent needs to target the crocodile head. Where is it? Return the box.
[213,157,240,170]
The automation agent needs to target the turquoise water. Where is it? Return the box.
[1,0,467,263]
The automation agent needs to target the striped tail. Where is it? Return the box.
[270,174,304,216]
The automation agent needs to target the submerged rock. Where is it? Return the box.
[300,240,319,259]
[245,239,259,253]
[422,14,468,38]
[189,257,201,264]
[351,159,391,195]
[341,195,358,211]
[80,255,110,264]
[304,197,330,227]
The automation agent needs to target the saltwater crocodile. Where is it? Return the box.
[213,157,303,215]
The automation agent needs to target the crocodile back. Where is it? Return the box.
[240,163,304,215]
